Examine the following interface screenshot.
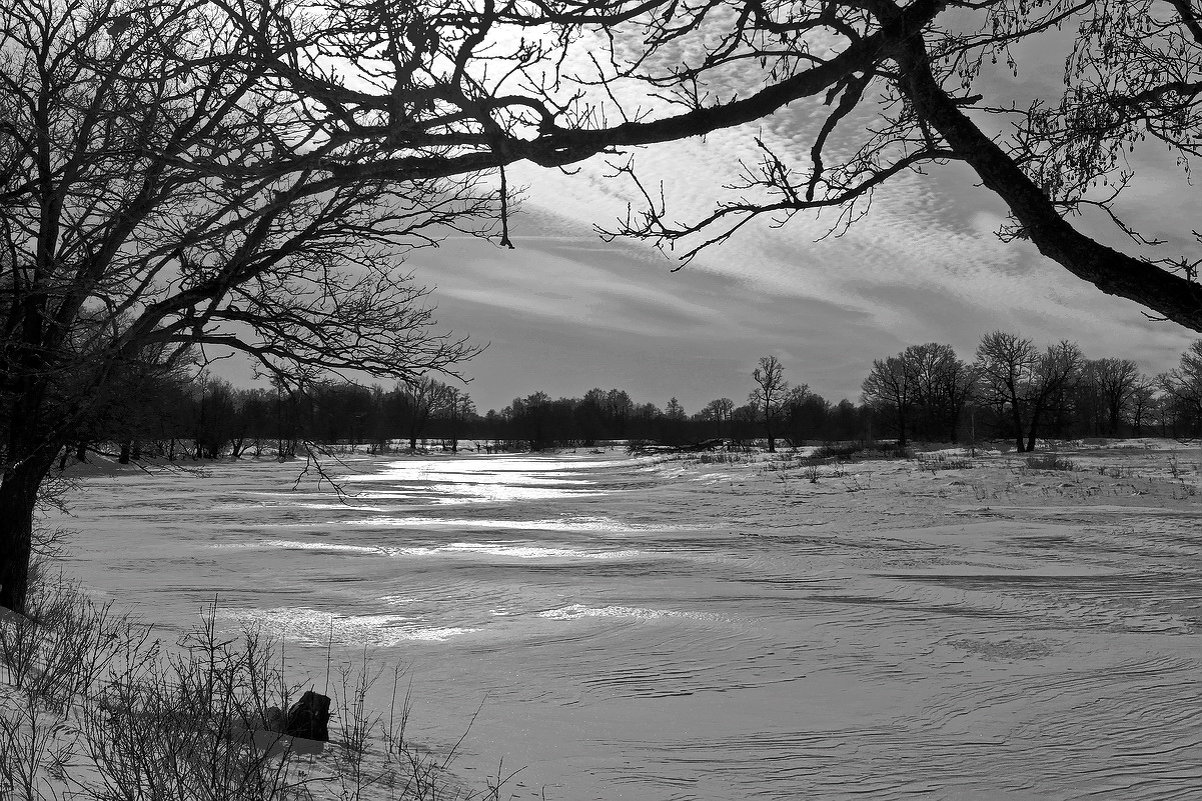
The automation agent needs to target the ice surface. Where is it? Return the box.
[49,445,1202,800]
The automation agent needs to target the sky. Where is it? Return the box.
[381,15,1201,416]
[401,148,1197,415]
[220,10,1201,416]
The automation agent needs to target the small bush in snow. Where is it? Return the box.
[1025,454,1078,471]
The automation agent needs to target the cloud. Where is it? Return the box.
[372,15,1202,411]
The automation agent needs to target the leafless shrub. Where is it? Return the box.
[0,689,75,801]
[694,452,754,465]
[1,583,516,801]
[1025,455,1078,471]
[329,659,385,800]
[918,454,974,473]
[76,606,306,801]
[0,574,153,712]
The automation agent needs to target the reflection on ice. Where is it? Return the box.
[408,542,640,560]
[339,456,625,506]
[219,606,478,646]
[207,538,640,560]
[341,456,628,485]
[537,603,727,623]
[294,503,389,512]
[424,482,603,502]
[209,539,384,555]
[345,515,632,531]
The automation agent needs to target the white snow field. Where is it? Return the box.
[43,443,1202,800]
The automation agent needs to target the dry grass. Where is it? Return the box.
[1,572,517,801]
[916,453,974,472]
[1024,454,1079,471]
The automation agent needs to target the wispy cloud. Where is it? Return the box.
[404,27,1199,410]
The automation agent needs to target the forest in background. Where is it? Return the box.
[55,333,1202,464]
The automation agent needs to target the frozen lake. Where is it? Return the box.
[53,447,1202,799]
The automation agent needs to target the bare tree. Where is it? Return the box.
[699,397,735,440]
[700,398,735,423]
[440,386,476,452]
[975,332,1083,451]
[1161,341,1202,428]
[897,343,976,443]
[1087,358,1144,436]
[975,332,1040,452]
[0,0,485,613]
[398,376,453,451]
[1029,342,1085,450]
[750,355,788,452]
[1128,377,1159,438]
[125,0,1196,333]
[779,384,821,445]
[861,356,913,448]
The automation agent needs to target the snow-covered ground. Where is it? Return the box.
[27,441,1202,799]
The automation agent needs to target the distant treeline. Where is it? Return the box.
[52,334,1202,462]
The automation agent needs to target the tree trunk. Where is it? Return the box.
[1010,402,1025,452]
[0,455,55,614]
[119,442,131,464]
[1026,410,1042,452]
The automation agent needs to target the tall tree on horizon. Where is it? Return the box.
[904,343,977,443]
[751,355,789,453]
[861,356,914,448]
[1160,341,1202,431]
[975,332,1083,451]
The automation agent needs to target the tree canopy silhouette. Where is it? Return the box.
[0,0,486,612]
[228,0,1202,329]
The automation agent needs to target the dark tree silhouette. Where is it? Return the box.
[862,356,914,448]
[1161,341,1202,426]
[149,0,1202,332]
[903,344,976,443]
[397,376,453,451]
[751,356,789,452]
[1085,358,1144,436]
[0,0,482,613]
[975,332,1083,451]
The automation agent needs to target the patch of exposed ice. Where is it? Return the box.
[208,539,384,554]
[395,542,642,560]
[536,604,724,622]
[206,538,639,560]
[344,515,633,532]
[218,607,478,645]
